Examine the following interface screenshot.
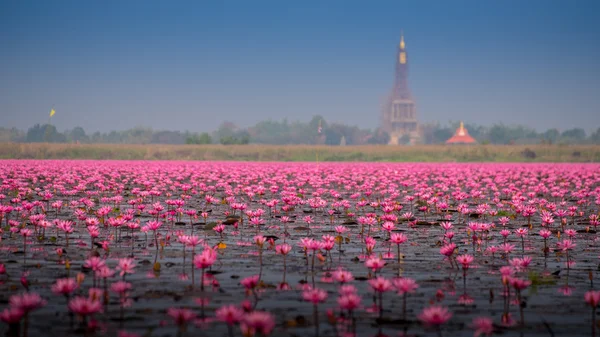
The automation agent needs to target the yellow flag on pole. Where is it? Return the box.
[49,109,55,117]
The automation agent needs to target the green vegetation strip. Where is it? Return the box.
[0,143,598,162]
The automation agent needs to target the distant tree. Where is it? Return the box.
[324,128,342,145]
[105,130,122,143]
[542,128,560,144]
[483,123,539,144]
[90,131,103,143]
[198,132,212,144]
[237,130,250,144]
[186,132,213,144]
[249,120,290,144]
[219,136,235,145]
[218,129,249,145]
[463,123,486,140]
[214,122,239,143]
[26,124,66,143]
[67,126,89,143]
[0,127,25,142]
[367,129,390,144]
[398,134,411,145]
[488,124,511,144]
[419,123,439,144]
[126,127,153,144]
[309,115,326,134]
[328,124,362,145]
[432,127,454,144]
[14,118,595,146]
[151,131,185,144]
[26,124,44,142]
[589,127,600,144]
[561,128,587,143]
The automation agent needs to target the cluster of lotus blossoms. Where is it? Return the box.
[0,161,599,337]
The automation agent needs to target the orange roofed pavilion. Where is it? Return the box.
[446,122,476,144]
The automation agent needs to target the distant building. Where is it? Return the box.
[446,122,477,144]
[382,32,419,145]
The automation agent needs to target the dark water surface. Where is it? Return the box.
[0,161,599,337]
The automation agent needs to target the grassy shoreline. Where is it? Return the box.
[0,142,598,162]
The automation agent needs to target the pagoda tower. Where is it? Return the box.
[446,122,477,144]
[382,32,419,144]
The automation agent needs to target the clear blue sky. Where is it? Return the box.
[1,0,599,133]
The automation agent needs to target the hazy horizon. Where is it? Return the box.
[1,0,599,133]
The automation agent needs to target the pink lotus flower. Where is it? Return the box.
[116,258,136,277]
[241,275,260,290]
[456,254,475,270]
[302,287,328,304]
[213,223,226,234]
[440,243,456,257]
[365,257,385,273]
[393,277,419,295]
[368,276,392,293]
[539,229,552,239]
[418,305,452,327]
[84,257,106,272]
[334,225,348,234]
[500,229,511,238]
[586,290,600,336]
[241,311,275,336]
[9,293,46,313]
[275,243,292,255]
[339,284,358,296]
[194,248,217,269]
[391,232,408,263]
[585,290,600,307]
[110,281,132,295]
[558,239,576,251]
[306,238,324,251]
[332,268,354,283]
[338,293,361,312]
[167,307,196,327]
[68,297,103,316]
[253,235,266,247]
[215,304,244,325]
[0,307,24,324]
[51,278,78,296]
[96,266,115,279]
[515,228,528,238]
[390,232,408,244]
[471,316,494,337]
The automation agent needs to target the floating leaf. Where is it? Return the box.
[205,222,218,230]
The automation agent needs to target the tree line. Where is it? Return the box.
[1,116,599,145]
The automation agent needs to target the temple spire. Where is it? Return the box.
[400,30,405,50]
[384,31,418,145]
[446,121,476,144]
